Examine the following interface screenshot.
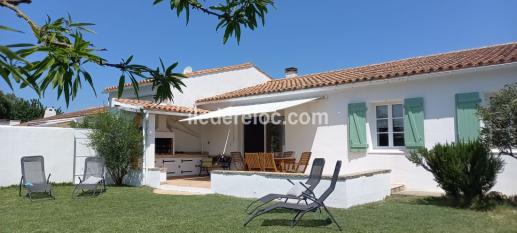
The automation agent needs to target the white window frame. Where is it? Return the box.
[373,102,405,149]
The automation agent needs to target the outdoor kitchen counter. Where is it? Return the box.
[155,154,209,176]
[155,154,209,159]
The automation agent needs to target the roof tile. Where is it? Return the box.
[114,98,209,114]
[197,43,517,103]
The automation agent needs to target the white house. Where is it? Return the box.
[179,42,516,194]
[19,43,516,196]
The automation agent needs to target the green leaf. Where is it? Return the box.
[128,72,140,99]
[126,55,134,65]
[0,46,24,61]
[6,43,34,48]
[0,64,13,90]
[117,74,126,98]
[153,0,164,5]
[0,25,23,33]
[82,71,97,96]
[165,62,178,75]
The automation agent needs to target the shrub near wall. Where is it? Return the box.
[407,140,504,207]
[77,112,143,185]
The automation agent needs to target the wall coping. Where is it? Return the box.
[211,169,391,181]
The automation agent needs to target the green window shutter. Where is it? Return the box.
[455,92,481,142]
[348,103,368,152]
[404,97,425,149]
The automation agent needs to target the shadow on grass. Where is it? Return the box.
[413,196,456,208]
[261,218,333,228]
[408,194,517,211]
[20,192,55,201]
[75,191,102,198]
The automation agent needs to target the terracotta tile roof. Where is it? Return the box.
[21,106,107,126]
[197,42,517,103]
[113,98,209,114]
[104,63,269,93]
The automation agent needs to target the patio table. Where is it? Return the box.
[274,157,296,172]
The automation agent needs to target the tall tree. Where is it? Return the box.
[0,90,49,122]
[0,0,274,106]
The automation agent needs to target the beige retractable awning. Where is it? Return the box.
[180,98,318,121]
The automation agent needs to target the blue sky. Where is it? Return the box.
[1,0,516,111]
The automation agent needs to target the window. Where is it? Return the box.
[376,104,404,147]
[266,122,284,153]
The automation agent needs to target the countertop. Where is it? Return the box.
[155,153,209,159]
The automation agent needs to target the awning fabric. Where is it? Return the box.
[180,97,318,121]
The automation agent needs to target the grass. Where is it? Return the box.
[1,186,516,233]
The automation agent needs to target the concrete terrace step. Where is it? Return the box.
[390,184,406,194]
[155,184,214,195]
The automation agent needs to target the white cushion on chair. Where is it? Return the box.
[286,182,305,197]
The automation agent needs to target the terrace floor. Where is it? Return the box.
[165,176,211,188]
[154,175,212,195]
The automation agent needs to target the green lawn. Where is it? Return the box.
[1,186,516,233]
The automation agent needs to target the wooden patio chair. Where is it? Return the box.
[282,152,312,173]
[260,153,278,172]
[245,153,261,171]
[230,152,245,170]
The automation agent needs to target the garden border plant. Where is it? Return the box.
[76,111,143,185]
[407,140,504,208]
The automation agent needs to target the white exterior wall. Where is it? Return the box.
[201,64,517,195]
[109,67,271,108]
[200,122,241,155]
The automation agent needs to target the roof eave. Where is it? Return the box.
[196,62,517,106]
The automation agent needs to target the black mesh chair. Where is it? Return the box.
[73,157,106,197]
[245,158,325,214]
[244,160,343,231]
[19,156,54,200]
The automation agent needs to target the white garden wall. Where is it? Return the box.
[0,126,82,187]
[0,126,152,187]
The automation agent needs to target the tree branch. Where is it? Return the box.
[0,0,39,33]
[5,0,31,5]
[188,1,226,18]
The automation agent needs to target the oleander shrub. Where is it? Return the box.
[78,111,143,185]
[407,140,504,207]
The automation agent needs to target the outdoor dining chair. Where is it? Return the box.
[230,152,245,170]
[245,153,262,171]
[73,157,106,197]
[244,160,343,231]
[245,158,325,215]
[19,156,54,200]
[282,152,312,173]
[260,153,278,172]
